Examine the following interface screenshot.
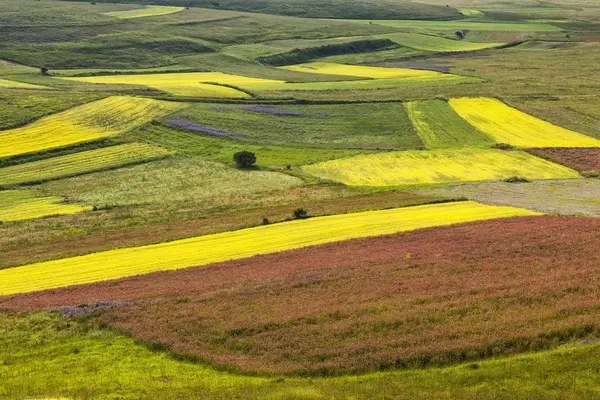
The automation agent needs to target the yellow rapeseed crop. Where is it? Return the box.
[103,5,185,19]
[0,190,89,223]
[302,149,580,186]
[0,96,184,159]
[0,143,173,186]
[0,201,540,295]
[65,73,284,97]
[449,97,600,147]
[0,78,48,89]
[280,62,458,80]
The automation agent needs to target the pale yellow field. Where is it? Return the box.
[281,62,458,80]
[64,73,284,97]
[103,5,185,19]
[0,190,89,223]
[302,149,580,186]
[0,78,48,89]
[0,201,540,295]
[0,96,184,159]
[449,97,600,147]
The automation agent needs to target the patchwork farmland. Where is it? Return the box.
[0,0,599,398]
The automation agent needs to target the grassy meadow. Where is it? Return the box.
[1,0,600,397]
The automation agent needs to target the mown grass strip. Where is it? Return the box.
[0,201,539,295]
[449,97,600,148]
[405,100,494,148]
[0,190,89,223]
[0,143,173,187]
[303,149,580,186]
[0,96,185,159]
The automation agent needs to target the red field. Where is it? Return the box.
[528,147,600,174]
[3,216,600,374]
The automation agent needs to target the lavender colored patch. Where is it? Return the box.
[165,119,244,138]
[242,104,304,117]
[53,301,131,318]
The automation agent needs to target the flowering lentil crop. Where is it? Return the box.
[0,201,539,295]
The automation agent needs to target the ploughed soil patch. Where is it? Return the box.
[3,216,600,375]
[527,147,600,174]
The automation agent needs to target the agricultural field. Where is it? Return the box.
[160,102,422,149]
[303,149,580,186]
[449,97,600,147]
[0,143,173,187]
[405,99,494,148]
[0,190,89,223]
[1,0,600,397]
[0,201,538,295]
[0,96,184,159]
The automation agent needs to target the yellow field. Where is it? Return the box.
[0,96,184,159]
[0,143,173,186]
[0,78,48,89]
[103,5,185,19]
[0,201,540,295]
[0,190,89,223]
[280,62,458,80]
[460,9,485,17]
[449,97,600,147]
[302,149,580,186]
[64,73,284,97]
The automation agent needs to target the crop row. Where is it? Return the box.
[0,142,173,186]
[0,201,539,295]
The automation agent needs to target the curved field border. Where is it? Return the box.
[0,96,185,159]
[4,216,598,375]
[0,201,539,296]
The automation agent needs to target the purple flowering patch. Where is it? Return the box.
[53,301,131,318]
[165,119,244,138]
[242,104,304,117]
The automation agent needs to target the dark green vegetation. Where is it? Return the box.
[256,39,399,66]
[57,0,463,20]
[1,0,600,397]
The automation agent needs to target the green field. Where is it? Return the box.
[303,149,580,186]
[162,102,423,149]
[4,312,600,400]
[103,5,185,19]
[41,157,304,207]
[405,99,494,148]
[0,143,173,187]
[343,19,564,32]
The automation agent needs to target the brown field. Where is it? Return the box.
[527,148,600,174]
[3,216,600,375]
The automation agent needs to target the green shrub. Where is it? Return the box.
[233,151,256,169]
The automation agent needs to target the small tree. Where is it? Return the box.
[40,67,50,76]
[233,151,256,169]
[455,31,465,40]
[293,208,308,219]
